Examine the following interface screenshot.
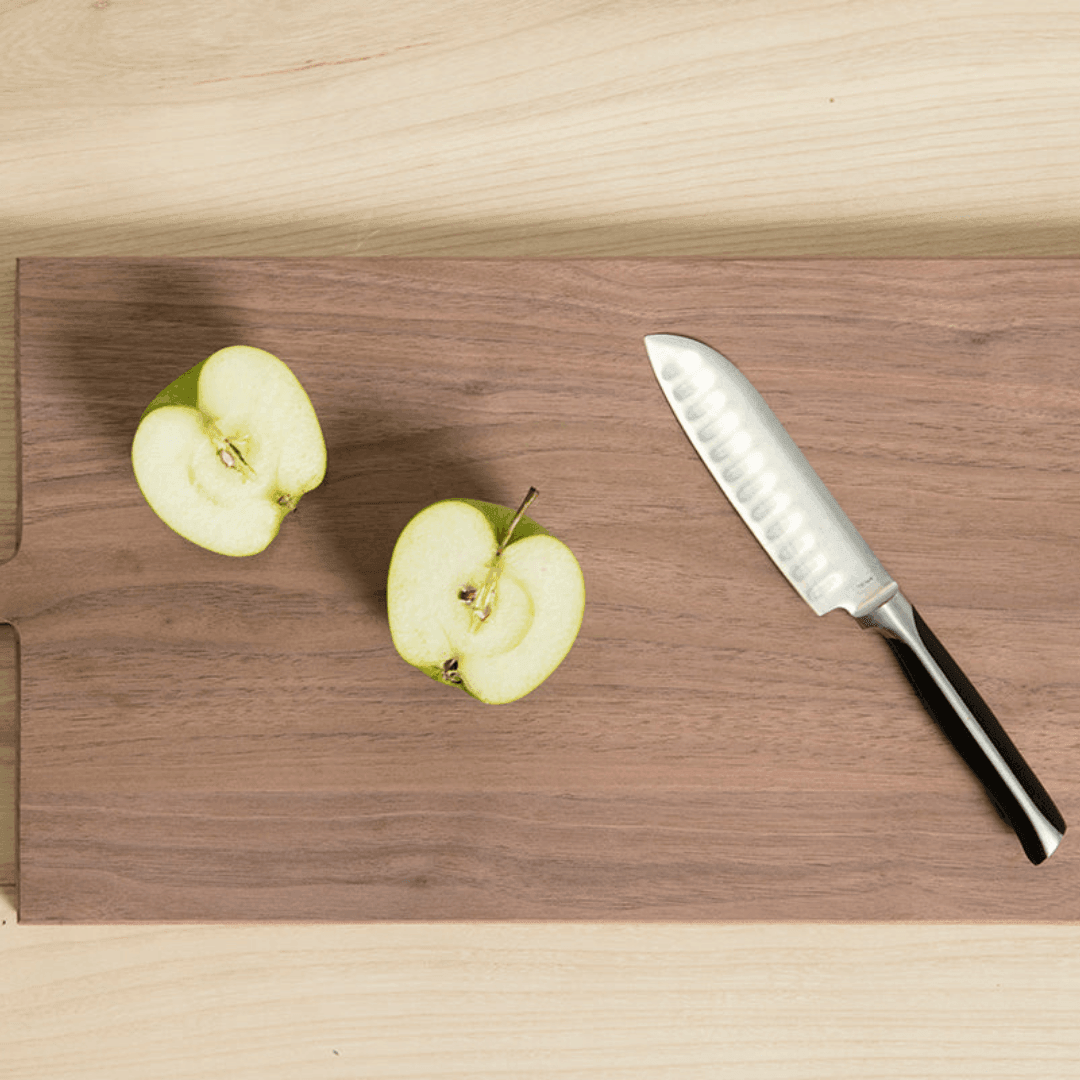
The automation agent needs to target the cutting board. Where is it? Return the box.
[7,257,1079,923]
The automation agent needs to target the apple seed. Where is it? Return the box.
[441,658,464,684]
[226,440,252,471]
[458,586,477,603]
[209,423,257,480]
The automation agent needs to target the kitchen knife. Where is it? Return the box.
[644,333,1066,865]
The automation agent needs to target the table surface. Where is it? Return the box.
[3,2,1080,1076]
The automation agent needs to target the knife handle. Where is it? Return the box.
[859,591,1066,864]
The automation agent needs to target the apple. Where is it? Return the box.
[131,345,326,556]
[387,488,586,704]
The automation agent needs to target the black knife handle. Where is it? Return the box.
[859,591,1065,864]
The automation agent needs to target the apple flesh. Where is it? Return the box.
[387,489,585,704]
[131,345,326,556]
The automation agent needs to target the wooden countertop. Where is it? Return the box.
[2,2,1079,1076]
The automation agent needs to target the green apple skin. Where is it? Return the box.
[386,497,586,705]
[131,345,326,557]
[139,357,208,420]
[458,498,549,544]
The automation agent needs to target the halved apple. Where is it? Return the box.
[131,345,326,556]
[387,489,586,704]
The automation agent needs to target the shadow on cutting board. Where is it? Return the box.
[24,256,499,617]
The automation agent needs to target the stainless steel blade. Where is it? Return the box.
[644,333,896,618]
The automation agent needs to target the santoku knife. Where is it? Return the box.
[644,333,1066,865]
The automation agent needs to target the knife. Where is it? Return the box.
[644,333,1066,864]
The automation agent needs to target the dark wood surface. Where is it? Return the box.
[6,257,1079,922]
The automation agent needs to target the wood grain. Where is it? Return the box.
[6,256,1079,923]
[4,903,1080,1079]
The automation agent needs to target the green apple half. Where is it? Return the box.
[131,345,326,556]
[387,489,586,704]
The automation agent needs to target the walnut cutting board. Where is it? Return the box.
[7,257,1079,923]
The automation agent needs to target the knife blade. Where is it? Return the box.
[644,333,1066,865]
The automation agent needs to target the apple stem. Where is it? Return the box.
[497,486,539,556]
[468,487,539,628]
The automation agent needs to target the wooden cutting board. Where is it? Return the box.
[7,257,1079,923]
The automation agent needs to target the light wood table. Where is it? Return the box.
[2,2,1079,1075]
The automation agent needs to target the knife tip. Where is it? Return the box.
[643,333,679,360]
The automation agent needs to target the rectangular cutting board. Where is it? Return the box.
[7,257,1080,922]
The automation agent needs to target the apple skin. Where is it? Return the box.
[458,498,549,544]
[387,496,585,704]
[139,358,207,420]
